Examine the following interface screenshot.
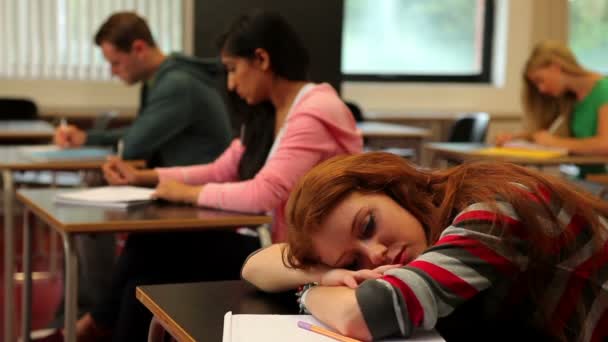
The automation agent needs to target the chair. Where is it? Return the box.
[345,100,415,159]
[447,112,490,143]
[0,98,38,120]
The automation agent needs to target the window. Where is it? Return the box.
[341,0,495,82]
[569,0,608,73]
[0,0,186,81]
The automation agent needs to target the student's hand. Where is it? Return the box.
[532,130,559,146]
[152,180,202,204]
[53,125,86,148]
[320,264,402,289]
[102,157,139,185]
[495,132,514,146]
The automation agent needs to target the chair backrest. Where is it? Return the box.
[448,112,490,143]
[344,100,365,122]
[0,98,38,120]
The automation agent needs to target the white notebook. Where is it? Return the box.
[222,312,444,342]
[54,186,155,209]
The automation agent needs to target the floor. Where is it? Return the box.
[0,215,64,341]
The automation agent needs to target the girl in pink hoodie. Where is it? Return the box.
[69,10,363,342]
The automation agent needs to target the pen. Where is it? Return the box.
[297,321,362,342]
[117,139,124,159]
[59,117,70,147]
[547,115,565,134]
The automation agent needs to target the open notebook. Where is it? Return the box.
[223,312,444,342]
[54,186,155,209]
[477,140,568,159]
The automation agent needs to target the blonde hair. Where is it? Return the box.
[522,40,589,136]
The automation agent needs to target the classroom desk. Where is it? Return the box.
[1,149,142,342]
[137,280,297,342]
[0,120,54,142]
[357,121,430,161]
[16,189,272,342]
[425,142,608,166]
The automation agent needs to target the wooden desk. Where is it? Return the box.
[137,281,297,342]
[16,189,272,342]
[0,120,54,142]
[425,143,608,166]
[358,121,430,161]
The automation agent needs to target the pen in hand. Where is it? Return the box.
[59,118,71,147]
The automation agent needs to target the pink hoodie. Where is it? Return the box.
[156,83,362,242]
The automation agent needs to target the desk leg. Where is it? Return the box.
[62,233,78,342]
[21,208,32,342]
[49,172,58,276]
[3,169,14,342]
[147,317,167,342]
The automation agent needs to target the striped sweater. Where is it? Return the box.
[356,196,608,341]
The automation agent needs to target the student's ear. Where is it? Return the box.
[131,39,147,56]
[253,48,271,71]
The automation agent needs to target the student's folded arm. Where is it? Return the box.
[322,204,524,340]
[120,75,196,161]
[155,139,244,185]
[241,243,328,292]
[197,115,334,213]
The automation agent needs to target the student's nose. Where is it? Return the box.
[364,241,388,268]
[227,74,236,91]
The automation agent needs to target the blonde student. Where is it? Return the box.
[243,152,608,341]
[496,40,608,176]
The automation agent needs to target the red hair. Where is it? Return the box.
[284,152,608,337]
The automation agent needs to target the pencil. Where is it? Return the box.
[297,321,362,342]
[547,115,565,134]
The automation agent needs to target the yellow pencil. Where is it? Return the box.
[297,321,362,342]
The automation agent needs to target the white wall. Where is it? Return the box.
[0,0,558,120]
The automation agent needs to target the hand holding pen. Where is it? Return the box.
[53,117,87,148]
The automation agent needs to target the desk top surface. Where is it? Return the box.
[137,281,297,342]
[357,121,430,138]
[0,120,54,140]
[425,142,608,165]
[16,189,272,233]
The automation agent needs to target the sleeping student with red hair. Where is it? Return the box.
[242,152,608,341]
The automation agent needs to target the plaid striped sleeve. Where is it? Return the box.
[356,201,528,340]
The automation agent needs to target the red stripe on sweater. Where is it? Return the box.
[383,275,424,328]
[435,234,518,275]
[408,260,479,300]
[551,239,608,329]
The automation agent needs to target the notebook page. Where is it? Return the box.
[223,312,444,342]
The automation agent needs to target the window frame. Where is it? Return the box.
[341,0,496,83]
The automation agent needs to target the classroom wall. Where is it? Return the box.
[0,0,564,121]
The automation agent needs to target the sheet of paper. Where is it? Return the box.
[54,186,155,208]
[19,145,113,161]
[223,312,444,342]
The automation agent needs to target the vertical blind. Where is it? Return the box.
[0,0,185,81]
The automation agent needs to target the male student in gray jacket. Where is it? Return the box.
[49,11,232,327]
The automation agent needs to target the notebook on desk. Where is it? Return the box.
[477,141,568,159]
[54,186,155,209]
[222,312,444,342]
[19,145,113,161]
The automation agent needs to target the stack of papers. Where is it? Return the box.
[54,186,155,209]
[222,312,444,342]
[477,141,568,159]
[19,145,113,161]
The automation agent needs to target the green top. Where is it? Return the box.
[86,53,232,168]
[571,77,608,177]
